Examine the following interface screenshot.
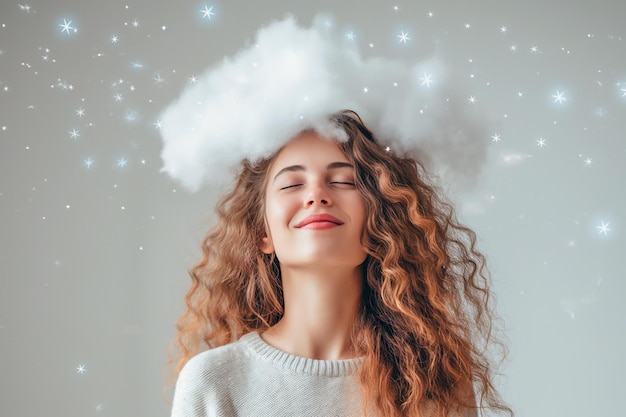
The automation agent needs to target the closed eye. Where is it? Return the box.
[279,184,303,190]
[330,181,355,186]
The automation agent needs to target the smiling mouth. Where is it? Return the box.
[296,214,344,228]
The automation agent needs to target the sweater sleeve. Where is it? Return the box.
[170,354,210,417]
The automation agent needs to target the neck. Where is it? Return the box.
[262,264,364,360]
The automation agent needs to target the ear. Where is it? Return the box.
[259,235,274,254]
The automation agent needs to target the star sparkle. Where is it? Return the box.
[201,5,215,19]
[500,25,508,33]
[84,158,94,168]
[553,90,566,104]
[59,19,75,35]
[75,108,85,117]
[346,32,355,41]
[76,364,86,374]
[110,35,119,43]
[597,221,611,236]
[584,157,592,166]
[362,87,369,93]
[397,31,410,43]
[419,73,433,87]
[537,137,546,147]
[621,87,626,97]
[69,129,80,139]
[491,133,501,143]
[116,157,128,168]
[468,96,476,104]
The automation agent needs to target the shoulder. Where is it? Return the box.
[171,335,255,417]
[177,336,250,386]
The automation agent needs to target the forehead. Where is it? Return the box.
[269,132,348,172]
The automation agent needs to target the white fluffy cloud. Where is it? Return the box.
[159,14,488,192]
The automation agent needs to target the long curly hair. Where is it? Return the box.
[167,110,512,417]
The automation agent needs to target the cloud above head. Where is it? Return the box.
[159,14,489,192]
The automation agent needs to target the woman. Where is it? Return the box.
[168,110,512,417]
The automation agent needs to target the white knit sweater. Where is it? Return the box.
[170,332,372,417]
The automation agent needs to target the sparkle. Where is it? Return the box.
[500,25,508,33]
[427,11,434,18]
[537,137,547,147]
[153,73,165,85]
[75,108,85,117]
[114,93,123,102]
[188,75,198,84]
[491,133,501,143]
[553,90,566,104]
[201,5,215,19]
[468,96,476,104]
[19,4,32,12]
[597,221,611,236]
[517,91,523,97]
[69,129,80,139]
[363,87,369,93]
[346,32,355,41]
[154,120,162,129]
[464,23,471,29]
[116,157,128,168]
[84,158,94,168]
[397,31,410,43]
[132,19,139,28]
[530,45,538,53]
[59,19,75,35]
[161,25,167,31]
[419,73,433,87]
[621,88,626,97]
[510,45,517,51]
[111,35,119,43]
[96,404,104,412]
[76,364,86,374]
[584,157,592,166]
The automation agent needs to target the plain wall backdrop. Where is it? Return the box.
[1,1,624,416]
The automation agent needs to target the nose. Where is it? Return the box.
[304,185,332,207]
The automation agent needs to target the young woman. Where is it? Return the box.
[168,110,512,417]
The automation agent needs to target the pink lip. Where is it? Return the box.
[296,213,344,229]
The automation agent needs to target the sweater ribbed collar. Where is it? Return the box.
[241,332,363,377]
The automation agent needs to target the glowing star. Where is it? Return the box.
[114,93,123,102]
[117,157,128,168]
[188,75,198,84]
[154,120,162,129]
[153,73,165,85]
[464,23,471,29]
[201,5,215,19]
[76,364,86,374]
[132,19,139,28]
[84,158,94,168]
[111,35,119,43]
[530,45,538,53]
[597,221,610,236]
[468,96,476,104]
[584,157,592,166]
[362,87,369,93]
[510,45,517,52]
[537,138,546,147]
[161,25,167,31]
[346,32,355,41]
[500,26,508,33]
[621,88,626,97]
[427,11,434,17]
[419,73,433,87]
[553,90,567,104]
[397,31,410,43]
[76,108,85,117]
[69,129,80,139]
[491,133,501,143]
[59,19,74,35]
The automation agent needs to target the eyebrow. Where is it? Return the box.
[272,161,354,182]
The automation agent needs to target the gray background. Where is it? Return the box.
[1,1,624,416]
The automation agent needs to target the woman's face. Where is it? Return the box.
[261,131,367,271]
